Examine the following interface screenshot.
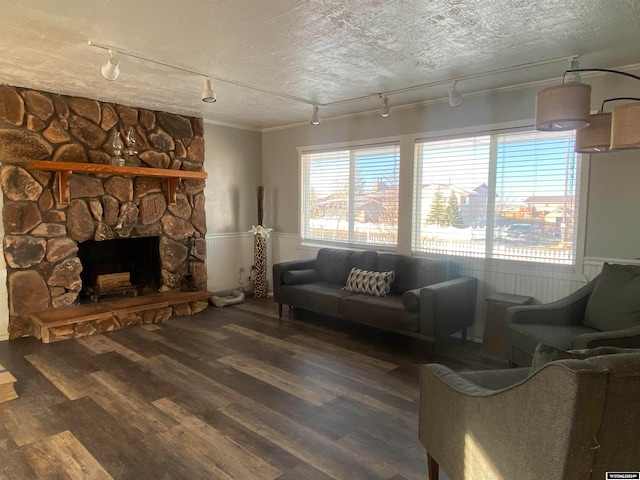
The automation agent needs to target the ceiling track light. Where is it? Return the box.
[379,95,391,118]
[535,59,640,152]
[89,40,218,104]
[310,105,321,125]
[101,49,120,81]
[448,81,464,107]
[202,78,216,103]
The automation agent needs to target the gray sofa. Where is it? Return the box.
[273,248,477,353]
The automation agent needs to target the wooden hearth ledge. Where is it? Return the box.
[26,160,208,205]
[31,290,213,343]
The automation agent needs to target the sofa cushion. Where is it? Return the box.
[282,269,320,285]
[508,323,598,357]
[340,294,420,332]
[344,268,395,297]
[280,282,354,317]
[316,248,378,284]
[377,254,457,294]
[584,263,640,332]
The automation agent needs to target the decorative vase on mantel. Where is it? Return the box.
[251,186,272,299]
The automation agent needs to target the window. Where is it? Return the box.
[413,130,579,265]
[301,143,400,247]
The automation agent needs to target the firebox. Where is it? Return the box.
[77,237,161,301]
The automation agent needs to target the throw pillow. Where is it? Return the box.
[530,343,579,372]
[530,343,640,374]
[568,346,640,356]
[343,267,395,297]
[402,288,421,311]
[584,263,640,332]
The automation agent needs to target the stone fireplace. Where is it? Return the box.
[0,84,209,340]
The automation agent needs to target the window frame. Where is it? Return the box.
[296,121,589,275]
[411,125,586,271]
[299,140,401,251]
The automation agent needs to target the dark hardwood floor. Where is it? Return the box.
[0,298,503,480]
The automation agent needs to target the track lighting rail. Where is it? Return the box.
[563,68,640,84]
[89,40,576,121]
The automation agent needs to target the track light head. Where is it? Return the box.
[448,81,463,107]
[101,50,120,81]
[310,105,321,125]
[379,96,391,118]
[565,56,582,83]
[202,78,216,103]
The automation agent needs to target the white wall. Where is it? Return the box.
[202,122,263,293]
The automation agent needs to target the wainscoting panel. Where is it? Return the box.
[205,233,255,293]
[583,257,640,281]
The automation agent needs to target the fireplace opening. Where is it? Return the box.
[77,237,161,302]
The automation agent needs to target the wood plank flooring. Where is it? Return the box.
[0,298,503,480]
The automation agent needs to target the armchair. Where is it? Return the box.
[418,351,640,480]
[506,263,640,366]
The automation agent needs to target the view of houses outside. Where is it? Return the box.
[414,131,578,264]
[301,130,578,265]
[302,144,399,247]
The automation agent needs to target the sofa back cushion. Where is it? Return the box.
[316,248,378,284]
[584,263,640,332]
[376,254,457,294]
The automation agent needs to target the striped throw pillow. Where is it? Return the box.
[343,267,395,297]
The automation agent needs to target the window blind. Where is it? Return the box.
[301,143,400,247]
[413,130,578,265]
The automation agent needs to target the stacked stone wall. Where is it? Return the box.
[0,84,207,338]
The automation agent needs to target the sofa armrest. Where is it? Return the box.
[418,276,478,338]
[421,364,494,397]
[572,325,640,349]
[272,258,316,301]
[421,363,529,397]
[505,277,597,327]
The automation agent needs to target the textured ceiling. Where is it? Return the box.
[1,0,640,130]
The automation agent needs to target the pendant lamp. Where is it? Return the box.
[535,83,591,131]
[575,113,612,153]
[610,102,640,150]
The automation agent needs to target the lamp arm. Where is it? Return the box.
[599,96,640,113]
[563,68,640,83]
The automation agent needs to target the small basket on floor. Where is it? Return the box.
[210,289,245,307]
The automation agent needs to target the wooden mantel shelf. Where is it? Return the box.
[27,160,208,205]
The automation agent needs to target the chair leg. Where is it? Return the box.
[278,303,283,317]
[427,453,439,480]
[461,328,467,343]
[426,342,435,362]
